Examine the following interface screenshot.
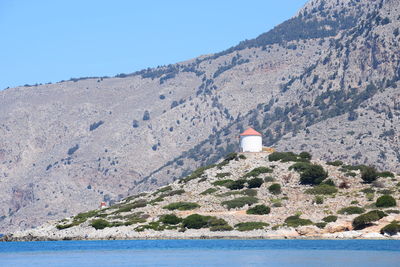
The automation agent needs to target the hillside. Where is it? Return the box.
[3,151,400,241]
[1,0,400,232]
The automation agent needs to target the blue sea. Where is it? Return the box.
[0,240,399,266]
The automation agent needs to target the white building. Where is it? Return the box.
[239,128,262,152]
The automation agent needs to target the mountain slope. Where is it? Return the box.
[0,0,399,232]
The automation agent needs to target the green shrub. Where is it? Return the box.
[238,154,246,160]
[235,222,269,231]
[244,167,273,178]
[268,152,299,162]
[299,152,312,160]
[268,183,282,195]
[163,202,200,211]
[386,210,400,214]
[380,221,400,236]
[182,214,208,229]
[338,206,365,215]
[160,214,182,225]
[216,172,232,178]
[361,188,375,194]
[217,152,238,167]
[305,184,337,195]
[153,186,172,195]
[212,179,234,187]
[160,189,185,198]
[352,210,386,230]
[378,171,395,178]
[314,196,324,204]
[376,195,396,208]
[300,164,328,185]
[327,160,343,166]
[181,165,215,183]
[182,214,231,230]
[242,189,257,197]
[91,219,110,230]
[208,217,232,231]
[322,179,335,187]
[200,188,218,195]
[222,197,258,209]
[114,200,147,213]
[247,178,264,188]
[289,162,311,172]
[322,215,338,223]
[284,215,313,227]
[315,222,327,229]
[361,166,378,183]
[246,205,271,215]
[227,179,246,190]
[345,172,357,177]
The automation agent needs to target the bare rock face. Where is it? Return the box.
[1,0,400,232]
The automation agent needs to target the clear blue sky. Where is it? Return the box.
[0,0,308,89]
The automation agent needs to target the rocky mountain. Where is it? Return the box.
[1,0,399,232]
[3,151,400,241]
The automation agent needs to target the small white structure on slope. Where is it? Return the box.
[239,127,262,152]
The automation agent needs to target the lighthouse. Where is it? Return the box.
[239,128,262,152]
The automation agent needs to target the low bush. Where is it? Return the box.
[268,183,282,195]
[305,184,337,195]
[163,202,200,211]
[114,200,147,213]
[246,205,271,215]
[380,221,400,235]
[244,167,273,178]
[375,195,396,208]
[268,152,301,162]
[300,164,328,185]
[338,206,365,215]
[284,215,313,227]
[314,196,324,204]
[322,179,335,187]
[315,222,327,229]
[182,214,208,229]
[160,189,185,198]
[182,214,232,231]
[377,171,395,178]
[217,152,239,168]
[159,214,182,225]
[322,215,338,223]
[200,188,218,195]
[212,179,234,187]
[227,179,246,190]
[216,172,232,178]
[299,152,312,161]
[222,197,258,209]
[180,165,215,183]
[247,177,264,188]
[235,222,269,231]
[242,189,258,197]
[289,162,311,172]
[91,219,110,230]
[352,210,386,230]
[361,166,378,183]
[153,186,172,195]
[327,160,343,166]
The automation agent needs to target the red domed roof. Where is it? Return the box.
[240,128,261,136]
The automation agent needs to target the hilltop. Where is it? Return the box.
[3,151,400,241]
[0,0,399,232]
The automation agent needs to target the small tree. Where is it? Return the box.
[361,166,378,183]
[300,164,328,185]
[268,183,282,195]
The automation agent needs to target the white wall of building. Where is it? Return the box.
[240,135,262,152]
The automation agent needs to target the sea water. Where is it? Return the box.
[0,239,399,266]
